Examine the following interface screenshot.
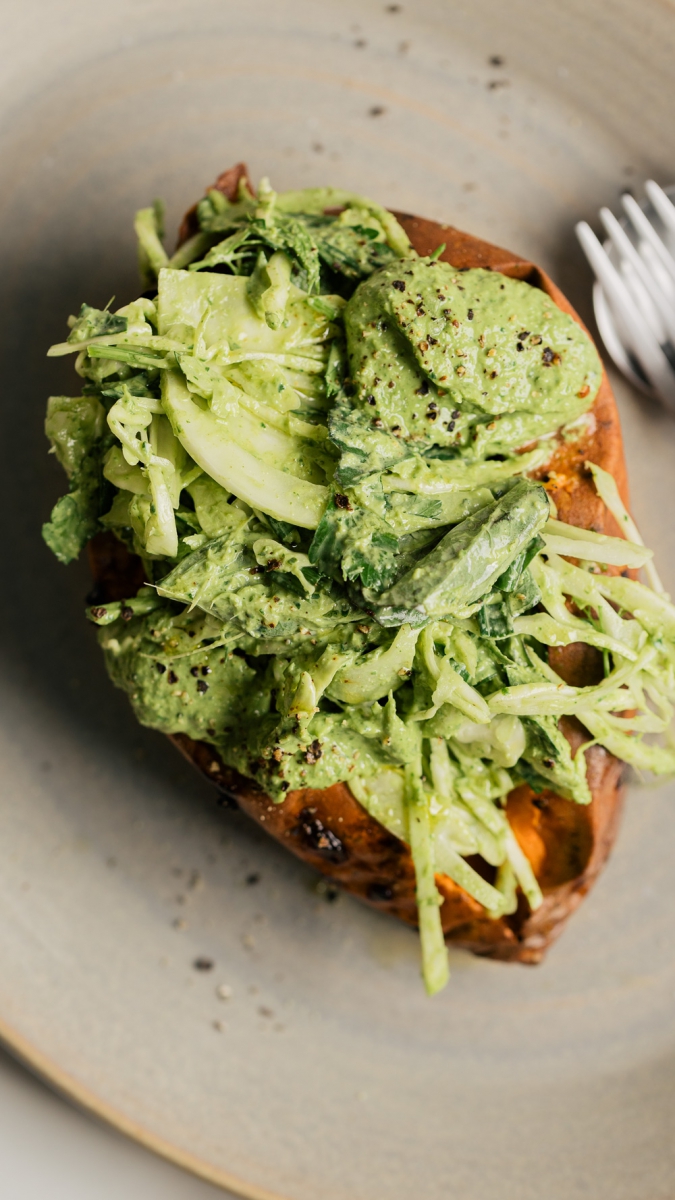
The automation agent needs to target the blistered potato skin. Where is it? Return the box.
[89,168,628,964]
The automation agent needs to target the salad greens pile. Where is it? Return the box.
[43,176,675,994]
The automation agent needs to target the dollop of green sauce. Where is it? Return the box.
[344,258,601,457]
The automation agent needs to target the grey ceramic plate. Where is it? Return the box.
[2,2,675,1197]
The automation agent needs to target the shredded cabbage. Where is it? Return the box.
[586,461,666,594]
[43,173,675,996]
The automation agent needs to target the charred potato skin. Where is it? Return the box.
[88,166,628,964]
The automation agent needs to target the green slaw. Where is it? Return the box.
[43,175,675,994]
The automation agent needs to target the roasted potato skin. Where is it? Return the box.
[88,167,629,964]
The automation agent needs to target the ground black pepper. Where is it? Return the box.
[304,739,323,765]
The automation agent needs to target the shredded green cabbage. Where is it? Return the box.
[42,173,675,995]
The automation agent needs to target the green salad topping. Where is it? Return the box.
[43,176,675,994]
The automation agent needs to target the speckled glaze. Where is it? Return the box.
[1,3,675,1198]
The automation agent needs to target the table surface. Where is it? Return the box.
[0,1047,233,1199]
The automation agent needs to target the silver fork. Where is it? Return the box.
[576,181,675,411]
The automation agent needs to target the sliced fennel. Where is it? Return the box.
[161,370,328,528]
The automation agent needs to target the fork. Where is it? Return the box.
[576,181,675,411]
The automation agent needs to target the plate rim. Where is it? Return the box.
[0,1015,286,1199]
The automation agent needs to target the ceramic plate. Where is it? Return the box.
[2,2,675,1197]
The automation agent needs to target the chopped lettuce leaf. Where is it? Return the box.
[67,304,127,344]
[376,480,549,621]
[246,250,292,329]
[42,395,108,562]
[309,485,399,590]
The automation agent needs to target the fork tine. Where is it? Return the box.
[618,259,668,344]
[621,192,675,287]
[639,239,675,306]
[576,220,675,409]
[645,180,675,235]
[592,281,650,388]
[599,206,675,343]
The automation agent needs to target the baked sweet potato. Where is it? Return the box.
[88,165,628,964]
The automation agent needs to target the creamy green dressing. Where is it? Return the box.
[345,258,601,457]
[48,236,605,807]
[48,180,670,996]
